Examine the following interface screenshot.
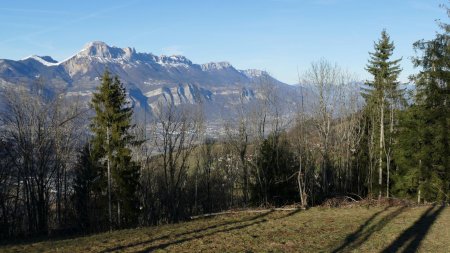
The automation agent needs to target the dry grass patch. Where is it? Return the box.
[1,205,448,252]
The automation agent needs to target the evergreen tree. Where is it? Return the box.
[73,143,104,232]
[90,70,141,228]
[363,30,402,198]
[253,133,298,206]
[395,10,449,203]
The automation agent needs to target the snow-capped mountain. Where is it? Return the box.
[0,41,300,122]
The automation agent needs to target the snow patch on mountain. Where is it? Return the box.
[240,69,268,79]
[156,55,192,68]
[65,91,93,97]
[201,62,233,71]
[23,55,59,66]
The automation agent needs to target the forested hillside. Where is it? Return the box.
[0,4,448,243]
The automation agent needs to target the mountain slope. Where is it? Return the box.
[0,41,299,121]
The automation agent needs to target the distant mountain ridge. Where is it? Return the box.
[0,41,299,121]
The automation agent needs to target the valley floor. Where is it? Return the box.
[1,205,449,252]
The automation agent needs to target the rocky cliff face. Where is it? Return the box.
[0,41,300,121]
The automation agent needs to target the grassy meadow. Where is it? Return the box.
[1,205,448,253]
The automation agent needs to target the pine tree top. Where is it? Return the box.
[363,30,403,104]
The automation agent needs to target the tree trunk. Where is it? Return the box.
[297,156,306,208]
[379,95,384,199]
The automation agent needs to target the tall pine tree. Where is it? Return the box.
[395,8,449,203]
[363,30,402,198]
[90,70,140,229]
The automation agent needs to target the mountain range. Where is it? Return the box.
[0,41,300,123]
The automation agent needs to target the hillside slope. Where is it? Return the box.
[1,205,448,252]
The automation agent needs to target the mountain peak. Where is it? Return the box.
[79,41,131,59]
[83,41,109,50]
[0,42,293,123]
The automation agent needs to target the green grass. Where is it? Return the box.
[1,205,449,252]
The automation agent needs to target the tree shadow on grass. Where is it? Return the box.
[132,209,306,252]
[381,205,445,253]
[134,216,271,252]
[332,205,409,253]
[101,209,284,252]
[277,208,302,219]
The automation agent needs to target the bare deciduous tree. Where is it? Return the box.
[302,59,341,194]
[0,83,84,236]
[225,93,250,206]
[153,101,202,221]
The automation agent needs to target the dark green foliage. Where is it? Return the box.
[73,143,106,232]
[364,30,402,104]
[89,70,141,228]
[350,112,373,197]
[253,133,298,206]
[392,107,422,198]
[394,12,450,202]
[363,29,403,196]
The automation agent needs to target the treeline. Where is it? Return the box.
[0,8,448,239]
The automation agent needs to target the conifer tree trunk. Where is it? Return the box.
[386,102,394,198]
[364,30,401,200]
[369,116,375,195]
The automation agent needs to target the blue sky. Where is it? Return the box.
[0,0,447,84]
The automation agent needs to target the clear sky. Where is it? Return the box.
[0,0,447,84]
